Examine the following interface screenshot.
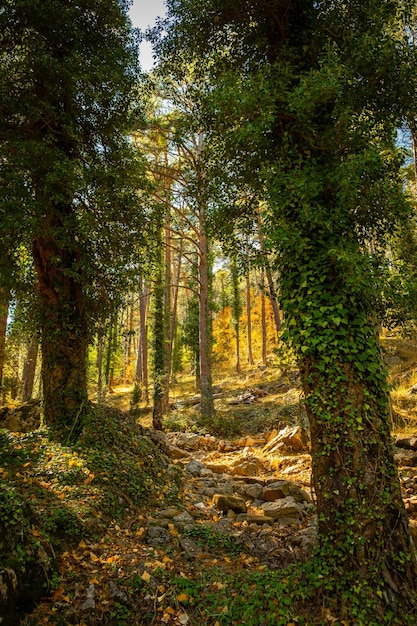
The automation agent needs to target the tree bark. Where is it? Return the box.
[280,227,417,615]
[246,270,254,365]
[260,270,267,366]
[0,289,10,405]
[21,336,39,402]
[32,227,88,436]
[198,209,214,421]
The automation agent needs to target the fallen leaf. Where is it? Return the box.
[79,540,87,549]
[141,571,151,583]
[177,593,188,603]
[178,614,189,625]
[165,606,175,615]
[89,552,99,562]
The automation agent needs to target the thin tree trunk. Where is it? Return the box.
[260,270,267,366]
[169,246,183,377]
[265,263,282,334]
[0,289,10,405]
[138,279,149,405]
[21,336,39,402]
[246,270,254,365]
[96,336,104,403]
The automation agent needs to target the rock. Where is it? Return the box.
[263,426,308,454]
[394,449,417,468]
[146,526,171,546]
[235,514,275,525]
[261,496,303,520]
[81,584,95,611]
[179,537,202,559]
[409,520,417,545]
[212,494,247,514]
[275,516,302,526]
[108,581,129,605]
[157,508,180,519]
[262,480,311,503]
[244,484,264,500]
[205,462,230,474]
[262,480,292,501]
[186,460,205,476]
[404,496,417,515]
[175,433,202,450]
[395,436,417,451]
[0,400,41,433]
[168,446,190,460]
[173,511,194,525]
[230,456,264,477]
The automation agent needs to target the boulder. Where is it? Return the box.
[263,426,308,454]
[185,460,205,477]
[262,480,311,503]
[230,456,264,477]
[261,496,303,520]
[395,436,417,451]
[212,494,247,514]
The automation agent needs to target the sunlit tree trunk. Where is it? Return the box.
[246,270,254,365]
[0,289,10,405]
[198,206,214,420]
[21,336,39,402]
[260,270,267,366]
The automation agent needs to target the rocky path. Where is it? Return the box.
[25,427,417,625]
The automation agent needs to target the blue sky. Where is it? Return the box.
[128,0,167,71]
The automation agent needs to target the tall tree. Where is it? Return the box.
[0,0,146,436]
[158,0,417,618]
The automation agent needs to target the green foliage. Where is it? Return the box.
[183,523,243,557]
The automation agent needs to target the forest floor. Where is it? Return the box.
[2,331,417,626]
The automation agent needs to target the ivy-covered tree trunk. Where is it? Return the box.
[279,222,417,615]
[33,225,88,435]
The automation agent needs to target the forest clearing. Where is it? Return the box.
[2,0,417,624]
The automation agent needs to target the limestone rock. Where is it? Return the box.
[244,484,264,500]
[261,496,303,519]
[168,446,190,460]
[395,436,417,451]
[262,480,311,503]
[394,449,417,468]
[235,514,275,525]
[186,460,205,476]
[230,456,264,477]
[263,426,308,454]
[212,494,247,514]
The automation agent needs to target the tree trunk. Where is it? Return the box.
[231,256,241,373]
[198,210,214,421]
[135,277,149,405]
[96,336,104,403]
[246,270,254,365]
[260,271,267,366]
[152,270,165,430]
[256,213,282,335]
[280,229,417,616]
[0,289,10,404]
[32,230,88,437]
[264,263,282,335]
[21,336,39,402]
